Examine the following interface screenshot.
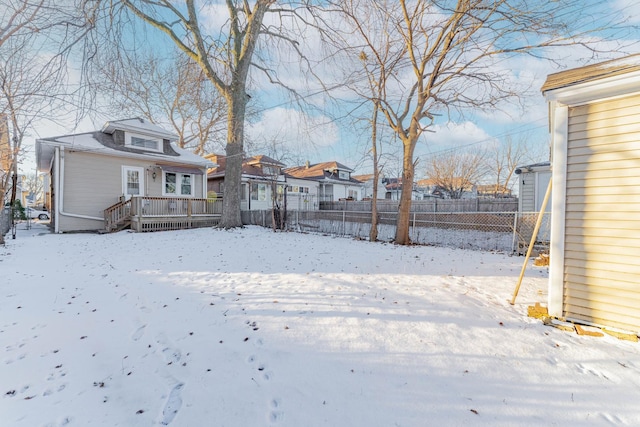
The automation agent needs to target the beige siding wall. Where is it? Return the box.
[59,151,204,232]
[564,94,640,332]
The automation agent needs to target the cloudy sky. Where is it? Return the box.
[19,1,640,177]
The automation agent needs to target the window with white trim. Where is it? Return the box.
[338,170,349,180]
[126,133,161,152]
[163,172,194,196]
[288,185,309,193]
[251,183,267,201]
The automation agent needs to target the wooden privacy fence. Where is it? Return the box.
[319,198,518,213]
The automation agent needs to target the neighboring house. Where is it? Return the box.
[514,162,551,212]
[206,154,286,211]
[542,54,640,334]
[284,161,362,205]
[352,173,386,200]
[285,174,319,211]
[476,184,513,199]
[36,118,213,233]
[385,178,433,200]
[415,178,477,199]
[1,113,11,203]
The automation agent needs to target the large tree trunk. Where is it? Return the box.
[219,94,245,228]
[394,140,416,245]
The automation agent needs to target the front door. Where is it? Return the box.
[122,166,144,200]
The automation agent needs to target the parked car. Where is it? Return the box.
[26,207,50,220]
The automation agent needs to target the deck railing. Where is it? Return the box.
[130,196,223,217]
[104,198,132,232]
[104,196,223,232]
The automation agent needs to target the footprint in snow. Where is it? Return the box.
[131,325,146,341]
[156,334,182,364]
[158,383,184,425]
[269,399,284,424]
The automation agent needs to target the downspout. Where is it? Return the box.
[56,147,104,229]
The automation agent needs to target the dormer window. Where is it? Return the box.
[126,133,161,152]
[338,170,349,180]
[263,166,280,176]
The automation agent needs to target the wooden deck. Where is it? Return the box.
[104,196,222,232]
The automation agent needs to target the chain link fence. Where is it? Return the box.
[512,211,551,256]
[243,208,550,254]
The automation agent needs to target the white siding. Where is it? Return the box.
[563,94,640,332]
[519,173,536,211]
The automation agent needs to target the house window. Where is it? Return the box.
[126,133,161,151]
[287,185,309,193]
[348,189,358,200]
[251,183,267,201]
[338,171,349,180]
[263,166,279,176]
[122,166,144,198]
[163,172,194,196]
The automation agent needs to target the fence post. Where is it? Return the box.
[342,211,346,236]
[511,211,519,254]
[412,211,416,236]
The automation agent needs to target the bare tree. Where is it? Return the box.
[425,150,488,199]
[20,172,44,206]
[0,2,96,243]
[486,135,544,196]
[115,0,277,228]
[326,0,636,244]
[95,50,226,155]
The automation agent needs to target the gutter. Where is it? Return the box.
[54,147,104,232]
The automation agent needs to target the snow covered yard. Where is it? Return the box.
[1,223,639,427]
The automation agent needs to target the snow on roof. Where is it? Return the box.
[101,117,178,140]
[36,120,212,171]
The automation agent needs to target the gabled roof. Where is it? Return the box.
[101,117,178,140]
[541,54,640,93]
[284,161,358,183]
[36,118,212,172]
[245,155,284,167]
[352,174,374,183]
[206,154,284,180]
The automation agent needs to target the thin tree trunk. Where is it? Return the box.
[369,104,380,242]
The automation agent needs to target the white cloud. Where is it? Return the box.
[424,121,497,152]
[246,107,339,156]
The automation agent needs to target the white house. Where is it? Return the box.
[284,161,362,207]
[206,154,286,211]
[542,54,640,334]
[352,173,386,200]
